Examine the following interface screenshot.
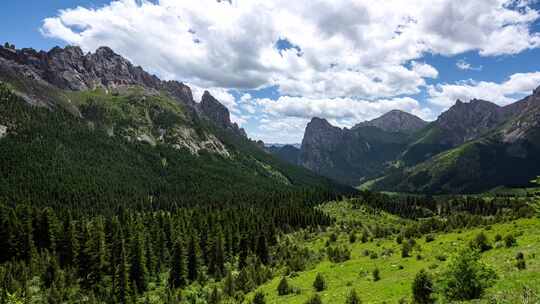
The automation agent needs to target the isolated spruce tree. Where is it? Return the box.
[412,269,434,304]
[361,231,368,243]
[313,273,326,291]
[516,252,526,270]
[345,289,361,304]
[78,225,94,289]
[252,291,266,304]
[504,234,516,248]
[169,240,187,289]
[470,232,492,252]
[372,268,380,281]
[305,294,323,304]
[349,232,357,244]
[277,277,290,296]
[21,210,37,264]
[401,242,411,258]
[145,235,156,279]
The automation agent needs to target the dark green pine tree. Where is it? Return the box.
[129,231,148,293]
[19,208,37,265]
[187,234,200,282]
[92,218,108,288]
[238,236,249,269]
[169,240,187,289]
[208,286,221,304]
[256,234,270,265]
[78,224,93,289]
[78,219,107,290]
[223,269,235,297]
[35,207,60,253]
[236,267,255,293]
[209,230,225,279]
[412,269,434,304]
[60,221,79,267]
[42,253,60,289]
[145,235,156,280]
[114,240,132,304]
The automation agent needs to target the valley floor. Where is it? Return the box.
[252,201,540,303]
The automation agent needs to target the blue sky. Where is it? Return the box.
[3,0,540,143]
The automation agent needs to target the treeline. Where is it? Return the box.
[354,191,534,219]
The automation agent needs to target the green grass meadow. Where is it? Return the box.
[251,202,540,303]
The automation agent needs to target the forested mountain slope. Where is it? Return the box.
[0,44,352,212]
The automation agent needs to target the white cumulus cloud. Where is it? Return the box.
[428,72,540,108]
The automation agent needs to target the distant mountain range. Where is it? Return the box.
[4,43,538,196]
[270,90,540,194]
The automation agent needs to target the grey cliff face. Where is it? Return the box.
[200,91,232,128]
[501,86,540,144]
[300,118,344,173]
[354,110,428,133]
[199,91,247,137]
[0,45,162,91]
[436,99,506,146]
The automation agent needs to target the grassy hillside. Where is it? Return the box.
[251,200,540,303]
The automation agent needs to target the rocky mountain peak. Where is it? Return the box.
[199,91,247,137]
[353,109,428,133]
[301,118,343,152]
[308,117,334,129]
[200,91,232,128]
[436,98,504,145]
[94,46,116,57]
